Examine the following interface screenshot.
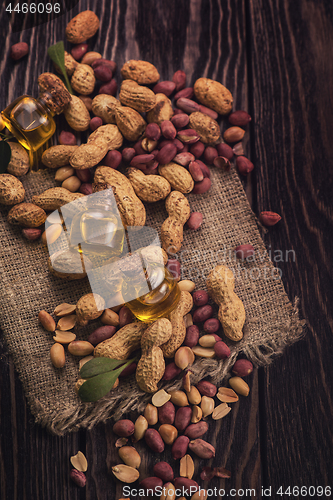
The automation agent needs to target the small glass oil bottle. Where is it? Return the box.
[1,73,71,164]
[69,190,125,264]
[121,257,181,322]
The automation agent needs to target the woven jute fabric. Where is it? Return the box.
[0,166,305,435]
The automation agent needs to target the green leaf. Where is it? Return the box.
[79,360,133,403]
[47,41,73,94]
[0,141,12,173]
[79,357,125,379]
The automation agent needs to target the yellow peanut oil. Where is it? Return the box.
[122,264,181,322]
[69,208,125,264]
[1,96,56,152]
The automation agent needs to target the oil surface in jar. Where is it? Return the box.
[123,265,180,322]
[1,96,55,151]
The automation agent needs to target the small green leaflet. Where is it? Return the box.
[79,357,125,379]
[0,141,12,173]
[78,359,134,403]
[47,41,73,94]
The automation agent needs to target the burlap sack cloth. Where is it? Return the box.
[0,166,305,435]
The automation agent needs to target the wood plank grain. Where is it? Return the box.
[248,0,333,492]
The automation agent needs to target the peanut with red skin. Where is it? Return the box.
[113,419,135,437]
[80,183,93,195]
[162,362,182,380]
[59,131,77,145]
[145,428,165,453]
[171,436,190,460]
[196,380,217,397]
[172,70,186,91]
[189,161,204,182]
[187,212,203,230]
[192,305,213,323]
[99,79,117,96]
[203,318,220,333]
[122,148,136,162]
[94,64,113,82]
[153,81,176,96]
[190,141,205,158]
[193,290,209,306]
[10,42,29,60]
[196,160,211,179]
[184,325,200,348]
[234,244,255,260]
[216,142,234,160]
[232,359,253,377]
[174,87,194,100]
[71,43,88,61]
[88,325,116,346]
[174,407,192,432]
[203,146,218,165]
[161,120,177,140]
[171,114,190,129]
[259,211,282,226]
[158,401,176,425]
[236,156,254,175]
[153,462,174,482]
[192,178,212,194]
[214,341,231,359]
[228,110,251,127]
[184,421,209,439]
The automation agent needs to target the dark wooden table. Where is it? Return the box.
[1,1,332,499]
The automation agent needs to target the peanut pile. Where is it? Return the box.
[1,9,283,495]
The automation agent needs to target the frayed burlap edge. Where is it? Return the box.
[0,166,306,436]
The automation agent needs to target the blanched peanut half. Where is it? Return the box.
[200,396,215,417]
[70,451,88,472]
[57,314,77,331]
[212,402,232,420]
[54,303,76,317]
[174,346,195,370]
[178,280,195,293]
[42,223,63,245]
[53,330,76,344]
[180,454,194,479]
[191,346,216,358]
[191,405,202,423]
[152,389,171,407]
[133,415,148,442]
[50,343,65,368]
[217,387,239,403]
